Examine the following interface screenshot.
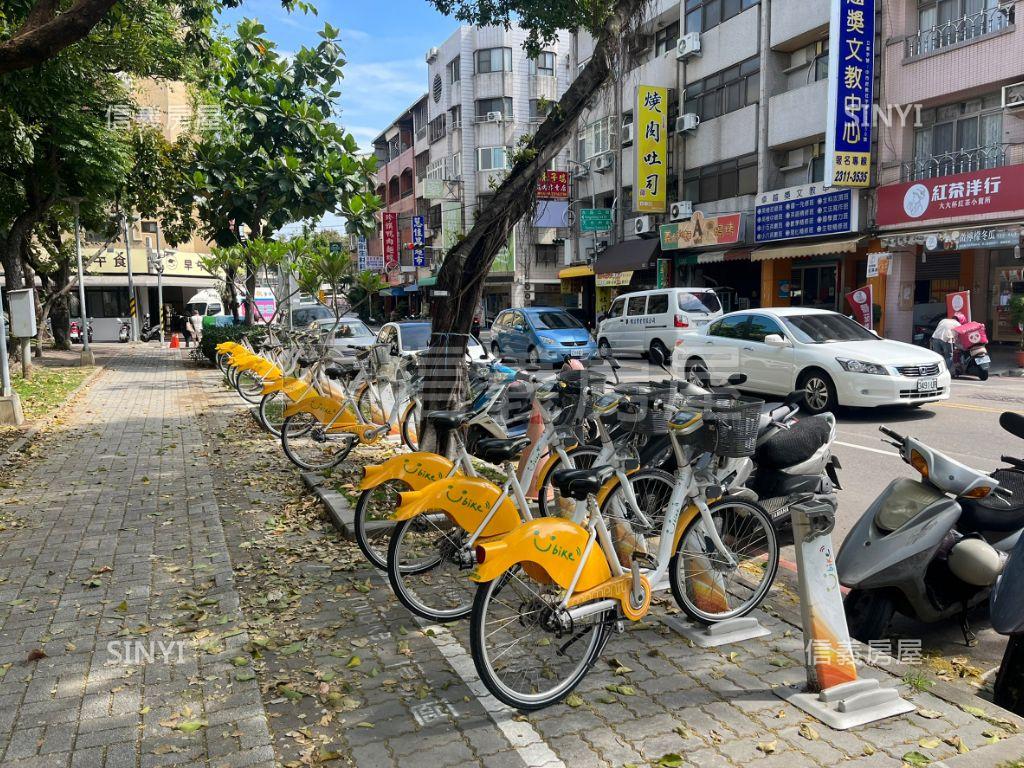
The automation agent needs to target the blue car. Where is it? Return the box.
[490,307,597,366]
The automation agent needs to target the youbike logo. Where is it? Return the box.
[444,486,487,514]
[402,460,441,482]
[532,530,580,562]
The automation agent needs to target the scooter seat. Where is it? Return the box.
[425,410,472,430]
[474,437,531,464]
[755,414,832,470]
[324,365,357,381]
[960,469,1024,533]
[551,466,615,501]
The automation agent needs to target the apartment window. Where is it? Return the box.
[911,93,1004,179]
[683,56,759,121]
[428,114,446,143]
[911,0,1011,55]
[447,56,460,84]
[476,47,513,74]
[448,152,462,179]
[685,0,758,34]
[477,146,509,172]
[655,21,680,57]
[449,105,461,129]
[788,40,829,85]
[529,51,556,76]
[535,244,560,264]
[683,153,758,203]
[476,97,513,120]
[577,116,614,160]
[426,158,445,180]
[530,99,552,122]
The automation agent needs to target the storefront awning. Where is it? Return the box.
[751,238,862,262]
[697,249,752,264]
[559,265,594,279]
[595,238,659,274]
[417,275,438,287]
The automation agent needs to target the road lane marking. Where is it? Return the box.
[835,440,900,457]
[934,402,1023,415]
[419,620,566,768]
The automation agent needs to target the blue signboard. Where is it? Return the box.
[357,235,368,271]
[412,216,426,268]
[755,185,858,243]
[824,0,875,189]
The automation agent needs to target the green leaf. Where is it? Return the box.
[901,751,931,766]
[175,720,207,734]
[655,755,684,768]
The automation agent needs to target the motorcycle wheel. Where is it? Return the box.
[844,589,896,643]
[994,635,1024,716]
[978,368,990,382]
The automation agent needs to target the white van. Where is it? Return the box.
[597,287,724,359]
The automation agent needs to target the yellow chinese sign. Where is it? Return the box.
[87,250,214,278]
[634,85,668,214]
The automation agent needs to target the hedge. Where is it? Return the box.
[199,324,267,364]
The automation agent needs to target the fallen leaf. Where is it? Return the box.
[916,709,943,719]
[565,693,584,708]
[25,649,47,662]
[798,723,819,741]
[655,754,684,768]
[901,751,930,766]
[346,656,361,668]
[756,740,777,754]
[919,737,941,749]
[175,720,207,734]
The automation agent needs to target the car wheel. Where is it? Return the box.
[598,338,611,356]
[527,347,540,366]
[685,358,710,388]
[491,342,500,357]
[798,369,837,414]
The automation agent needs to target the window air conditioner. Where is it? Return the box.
[621,123,634,144]
[593,153,614,173]
[632,215,655,236]
[487,111,503,122]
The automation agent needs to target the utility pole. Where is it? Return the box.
[153,222,165,343]
[123,213,138,342]
[72,200,94,365]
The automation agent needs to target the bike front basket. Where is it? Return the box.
[685,394,764,458]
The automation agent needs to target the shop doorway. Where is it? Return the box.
[791,262,839,310]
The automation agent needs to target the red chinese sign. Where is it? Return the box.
[877,164,1024,227]
[381,212,399,272]
[946,290,971,322]
[846,284,873,330]
[537,170,569,200]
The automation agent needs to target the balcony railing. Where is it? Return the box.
[905,6,1015,58]
[900,143,1009,182]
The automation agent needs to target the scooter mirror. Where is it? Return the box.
[727,373,747,386]
[649,347,666,367]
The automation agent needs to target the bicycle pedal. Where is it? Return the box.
[630,552,657,569]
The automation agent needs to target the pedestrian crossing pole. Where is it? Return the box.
[123,213,138,342]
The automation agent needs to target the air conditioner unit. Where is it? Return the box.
[621,123,634,144]
[675,113,700,134]
[593,153,614,173]
[572,163,590,179]
[1003,81,1024,110]
[426,47,439,63]
[676,32,702,60]
[670,201,693,221]
[486,111,503,122]
[632,216,656,236]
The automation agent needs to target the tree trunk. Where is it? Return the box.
[243,259,256,326]
[417,0,634,451]
[0,0,119,75]
[51,296,71,350]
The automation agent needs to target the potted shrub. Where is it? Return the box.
[1010,296,1024,368]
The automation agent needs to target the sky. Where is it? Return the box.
[218,0,461,231]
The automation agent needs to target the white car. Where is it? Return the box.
[671,307,951,414]
[597,287,723,359]
[312,317,377,353]
[376,321,490,363]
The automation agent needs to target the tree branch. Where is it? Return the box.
[0,0,120,75]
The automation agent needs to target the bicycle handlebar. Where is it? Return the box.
[878,426,905,442]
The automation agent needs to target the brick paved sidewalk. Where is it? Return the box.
[0,348,274,767]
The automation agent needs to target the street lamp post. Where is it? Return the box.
[122,213,138,342]
[72,200,94,366]
[153,222,165,343]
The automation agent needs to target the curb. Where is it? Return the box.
[934,733,1024,766]
[301,472,357,539]
[0,359,109,470]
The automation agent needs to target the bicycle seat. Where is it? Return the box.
[324,364,357,381]
[425,410,472,430]
[297,356,315,367]
[551,466,615,501]
[474,437,531,464]
[960,469,1024,533]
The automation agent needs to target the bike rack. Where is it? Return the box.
[774,497,915,730]
[663,614,771,647]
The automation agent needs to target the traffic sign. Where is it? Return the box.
[580,208,613,233]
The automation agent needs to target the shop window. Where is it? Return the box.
[85,288,129,318]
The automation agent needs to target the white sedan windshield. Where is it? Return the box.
[783,313,877,344]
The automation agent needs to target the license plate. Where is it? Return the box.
[976,355,991,365]
[917,378,938,392]
[569,350,586,357]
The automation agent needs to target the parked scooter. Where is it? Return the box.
[140,318,162,342]
[990,514,1024,715]
[951,317,991,381]
[118,319,131,343]
[70,320,93,344]
[837,414,1024,644]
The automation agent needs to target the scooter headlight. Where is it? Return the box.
[875,478,945,532]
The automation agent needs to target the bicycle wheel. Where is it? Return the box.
[387,516,476,622]
[400,400,421,451]
[469,568,614,711]
[669,498,779,624]
[599,468,676,568]
[356,384,387,426]
[535,446,602,518]
[280,414,355,472]
[353,479,406,570]
[258,392,302,438]
[217,352,230,376]
[236,369,266,404]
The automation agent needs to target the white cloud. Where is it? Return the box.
[340,58,428,149]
